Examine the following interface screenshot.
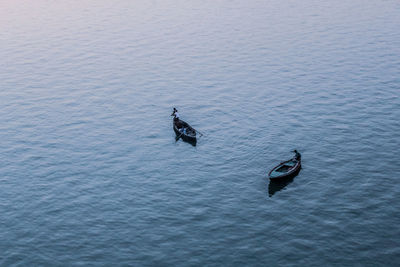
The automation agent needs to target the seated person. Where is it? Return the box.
[293,150,301,161]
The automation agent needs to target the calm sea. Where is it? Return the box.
[1,0,399,266]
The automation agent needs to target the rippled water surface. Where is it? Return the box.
[1,0,400,265]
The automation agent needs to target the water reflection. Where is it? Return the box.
[268,176,294,197]
[268,167,303,197]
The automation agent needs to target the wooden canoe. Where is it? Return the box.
[173,119,197,145]
[268,158,301,180]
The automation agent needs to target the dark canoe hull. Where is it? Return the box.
[173,119,197,145]
[268,159,301,180]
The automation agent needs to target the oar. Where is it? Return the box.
[176,128,186,141]
[194,129,204,137]
[176,132,183,140]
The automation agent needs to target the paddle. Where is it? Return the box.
[176,132,183,140]
[176,127,186,140]
[194,128,204,137]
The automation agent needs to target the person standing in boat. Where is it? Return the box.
[293,150,301,161]
[171,108,180,121]
[171,108,184,129]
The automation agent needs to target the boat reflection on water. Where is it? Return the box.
[268,176,296,197]
[268,166,301,197]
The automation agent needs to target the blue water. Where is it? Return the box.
[1,0,400,265]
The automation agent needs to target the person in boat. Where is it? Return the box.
[293,150,301,161]
[171,108,180,121]
[171,108,184,129]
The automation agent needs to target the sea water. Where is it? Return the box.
[1,0,399,265]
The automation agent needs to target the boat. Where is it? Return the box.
[268,153,301,180]
[173,119,197,145]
